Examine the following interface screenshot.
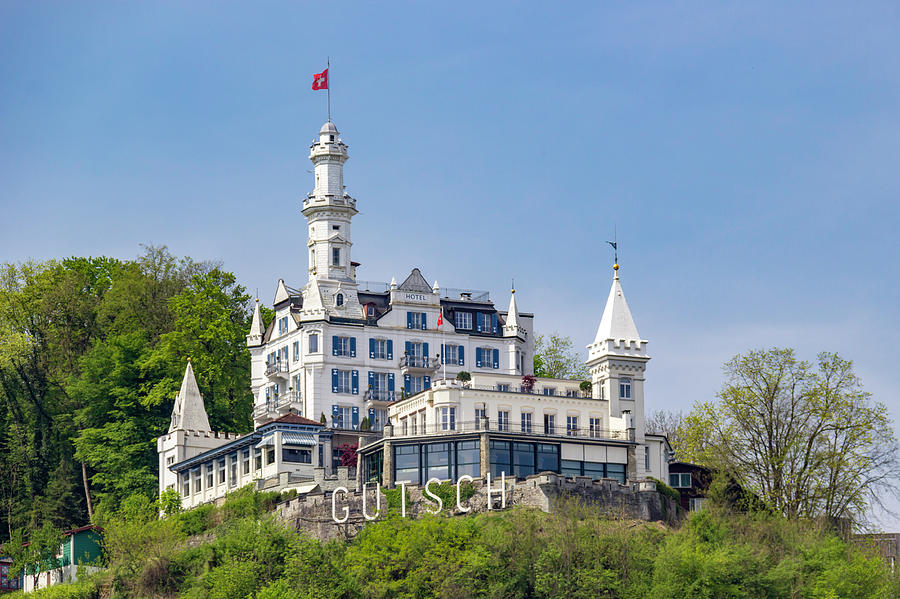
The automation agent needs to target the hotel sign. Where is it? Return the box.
[403,293,429,302]
[331,473,507,523]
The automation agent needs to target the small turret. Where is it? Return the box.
[247,299,264,347]
[169,360,211,433]
[502,288,526,338]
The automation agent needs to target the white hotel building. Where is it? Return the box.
[158,121,670,508]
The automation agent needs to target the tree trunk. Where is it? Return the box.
[81,461,93,520]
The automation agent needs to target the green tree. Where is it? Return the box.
[4,521,63,589]
[533,333,589,379]
[680,348,899,524]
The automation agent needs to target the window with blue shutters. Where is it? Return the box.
[424,375,431,389]
[423,343,429,362]
[458,346,465,365]
[476,347,499,369]
[331,404,339,426]
[407,312,426,330]
[352,406,359,429]
[387,339,393,360]
[332,336,354,357]
[491,314,498,334]
[370,338,389,360]
[475,347,483,368]
[493,348,500,369]
[403,373,411,394]
[388,372,395,392]
[333,370,352,393]
[476,313,484,332]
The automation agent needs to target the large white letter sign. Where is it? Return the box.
[424,478,443,514]
[398,481,408,518]
[362,482,381,521]
[485,472,506,510]
[456,475,473,513]
[332,487,349,523]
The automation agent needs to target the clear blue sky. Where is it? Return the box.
[2,2,899,527]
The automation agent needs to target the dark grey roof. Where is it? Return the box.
[398,268,432,293]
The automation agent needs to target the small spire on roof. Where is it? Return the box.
[169,361,211,433]
[246,298,265,347]
[389,276,397,290]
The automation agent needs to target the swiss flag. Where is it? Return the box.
[436,309,444,328]
[312,68,329,90]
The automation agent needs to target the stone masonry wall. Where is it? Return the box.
[274,475,682,542]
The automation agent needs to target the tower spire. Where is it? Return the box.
[169,360,211,433]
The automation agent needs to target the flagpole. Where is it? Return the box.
[327,57,331,123]
[442,308,447,383]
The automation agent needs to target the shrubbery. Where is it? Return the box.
[32,489,900,599]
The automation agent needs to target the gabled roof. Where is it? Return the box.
[593,272,642,344]
[398,268,432,293]
[274,279,290,305]
[169,361,211,433]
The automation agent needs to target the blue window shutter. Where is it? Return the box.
[368,371,374,389]
[476,347,483,368]
[351,370,359,395]
[440,344,445,364]
[407,312,413,329]
[493,349,500,369]
[350,337,356,357]
[458,346,465,366]
[331,404,339,421]
[387,340,393,360]
[388,373,395,391]
[405,341,411,355]
[332,336,338,356]
[492,314,498,333]
[403,373,411,393]
[421,313,427,330]
[476,312,483,332]
[352,406,359,428]
[424,375,431,390]
[369,338,375,359]
[331,369,339,392]
[423,343,429,363]
[368,408,375,421]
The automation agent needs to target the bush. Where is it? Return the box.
[178,503,216,536]
[650,477,681,504]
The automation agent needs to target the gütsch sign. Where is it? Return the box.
[331,473,508,523]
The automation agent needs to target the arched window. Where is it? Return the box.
[619,377,632,400]
[335,293,344,307]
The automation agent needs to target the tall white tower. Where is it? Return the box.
[301,122,361,316]
[586,264,651,475]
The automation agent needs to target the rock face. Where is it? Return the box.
[275,474,682,541]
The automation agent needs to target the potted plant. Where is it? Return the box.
[580,380,592,397]
[456,371,471,387]
[521,374,536,393]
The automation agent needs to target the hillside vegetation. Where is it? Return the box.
[8,487,898,599]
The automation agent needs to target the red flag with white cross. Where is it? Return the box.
[312,68,328,90]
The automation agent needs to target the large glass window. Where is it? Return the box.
[283,448,312,463]
[606,463,626,484]
[242,449,250,475]
[218,459,226,484]
[425,442,451,481]
[567,416,579,436]
[229,454,238,487]
[394,445,421,485]
[192,469,201,494]
[335,371,352,394]
[521,412,533,433]
[408,312,425,330]
[334,337,352,357]
[489,440,512,477]
[513,442,536,478]
[457,440,481,478]
[583,462,605,479]
[206,463,214,488]
[335,406,352,428]
[365,449,383,483]
[619,377,632,399]
[475,407,485,429]
[372,339,388,360]
[561,460,582,477]
[443,344,460,364]
[537,444,559,472]
[309,334,319,353]
[589,417,602,438]
[455,312,472,330]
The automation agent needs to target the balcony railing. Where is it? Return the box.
[465,384,592,399]
[365,389,396,402]
[389,419,629,442]
[265,361,289,376]
[253,391,302,419]
[400,355,437,370]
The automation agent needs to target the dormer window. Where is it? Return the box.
[336,293,344,307]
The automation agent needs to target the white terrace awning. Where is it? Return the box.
[255,435,275,449]
[282,432,317,447]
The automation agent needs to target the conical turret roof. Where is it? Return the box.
[169,361,211,433]
[593,271,641,344]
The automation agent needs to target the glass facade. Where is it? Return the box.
[490,440,560,479]
[393,439,482,484]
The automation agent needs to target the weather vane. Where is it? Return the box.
[607,225,618,267]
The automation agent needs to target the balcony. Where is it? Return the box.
[389,418,629,442]
[399,355,438,372]
[365,389,396,403]
[265,361,289,378]
[253,391,302,420]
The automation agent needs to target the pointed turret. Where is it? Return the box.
[247,299,264,347]
[169,361,211,433]
[502,288,525,338]
[274,279,290,305]
[592,267,642,345]
[299,277,326,320]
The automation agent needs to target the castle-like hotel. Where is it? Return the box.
[158,121,671,508]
